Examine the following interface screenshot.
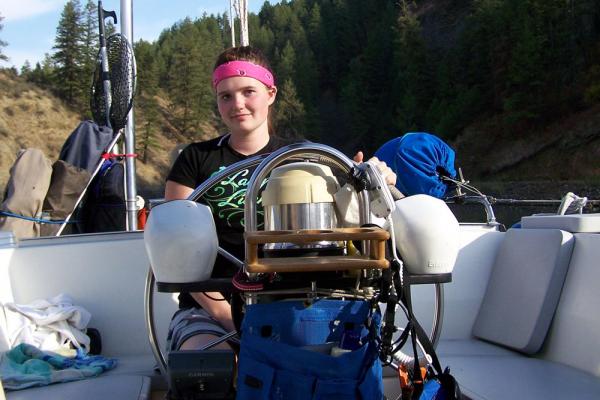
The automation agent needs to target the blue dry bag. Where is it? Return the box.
[375,132,456,199]
[236,299,383,400]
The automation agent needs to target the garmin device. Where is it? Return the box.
[167,350,236,399]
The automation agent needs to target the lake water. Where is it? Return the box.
[448,202,561,228]
[448,180,600,228]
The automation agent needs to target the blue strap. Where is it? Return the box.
[0,210,78,224]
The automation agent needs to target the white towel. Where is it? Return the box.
[2,293,91,352]
[333,183,361,227]
[333,183,387,228]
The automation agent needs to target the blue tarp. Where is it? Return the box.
[58,120,114,173]
[375,132,457,199]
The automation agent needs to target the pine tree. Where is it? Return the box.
[248,14,274,56]
[277,41,296,84]
[27,54,56,89]
[0,13,8,62]
[503,2,545,124]
[135,40,162,163]
[165,19,210,137]
[392,0,430,133]
[20,61,32,76]
[273,78,306,139]
[53,0,86,107]
[307,3,322,57]
[82,0,99,89]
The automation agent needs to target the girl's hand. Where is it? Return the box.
[353,151,397,187]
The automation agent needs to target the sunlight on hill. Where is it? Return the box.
[0,71,80,192]
[0,70,190,198]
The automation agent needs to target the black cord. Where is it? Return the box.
[201,292,227,302]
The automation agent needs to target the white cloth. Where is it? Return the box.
[334,183,361,227]
[2,293,91,352]
[333,183,387,228]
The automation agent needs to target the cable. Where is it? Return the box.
[441,176,485,197]
[201,292,227,302]
[387,215,403,287]
[0,210,77,224]
[385,216,434,368]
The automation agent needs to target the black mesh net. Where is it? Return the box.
[90,55,106,126]
[90,33,136,132]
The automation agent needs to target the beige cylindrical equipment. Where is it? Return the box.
[261,162,342,253]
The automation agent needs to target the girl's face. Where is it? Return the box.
[216,76,277,136]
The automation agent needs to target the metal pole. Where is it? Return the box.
[229,0,236,47]
[98,1,114,128]
[240,0,249,46]
[232,0,249,46]
[121,0,138,230]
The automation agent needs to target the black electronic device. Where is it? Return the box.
[167,350,235,400]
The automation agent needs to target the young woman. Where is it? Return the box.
[164,46,396,352]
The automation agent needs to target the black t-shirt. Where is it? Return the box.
[167,133,299,309]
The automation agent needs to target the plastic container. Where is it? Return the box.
[391,194,459,274]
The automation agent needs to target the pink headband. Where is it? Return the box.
[212,61,275,89]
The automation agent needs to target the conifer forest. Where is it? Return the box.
[5,0,600,164]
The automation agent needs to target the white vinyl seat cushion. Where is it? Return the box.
[5,374,151,400]
[472,229,574,354]
[443,355,600,400]
[435,339,519,357]
[521,213,600,233]
[382,339,518,378]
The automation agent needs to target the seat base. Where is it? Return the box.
[6,374,151,400]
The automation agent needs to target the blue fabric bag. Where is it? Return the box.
[236,299,383,400]
[375,132,456,199]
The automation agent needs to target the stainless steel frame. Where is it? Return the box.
[120,0,138,231]
[145,143,446,377]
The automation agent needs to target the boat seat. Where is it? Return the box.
[521,213,600,233]
[5,374,151,400]
[102,354,165,390]
[382,339,517,379]
[472,228,574,354]
[435,338,519,357]
[3,354,161,400]
[441,355,600,400]
[432,231,600,400]
[383,338,600,399]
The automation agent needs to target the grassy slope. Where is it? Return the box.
[0,72,80,191]
[0,71,219,199]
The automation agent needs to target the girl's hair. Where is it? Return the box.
[214,46,276,134]
[213,46,273,74]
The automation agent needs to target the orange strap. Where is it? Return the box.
[398,364,427,388]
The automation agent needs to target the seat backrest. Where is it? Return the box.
[428,227,504,340]
[0,231,17,353]
[540,233,600,377]
[472,228,574,354]
[7,232,178,357]
[521,213,600,233]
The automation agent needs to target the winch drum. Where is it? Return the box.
[261,162,344,253]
